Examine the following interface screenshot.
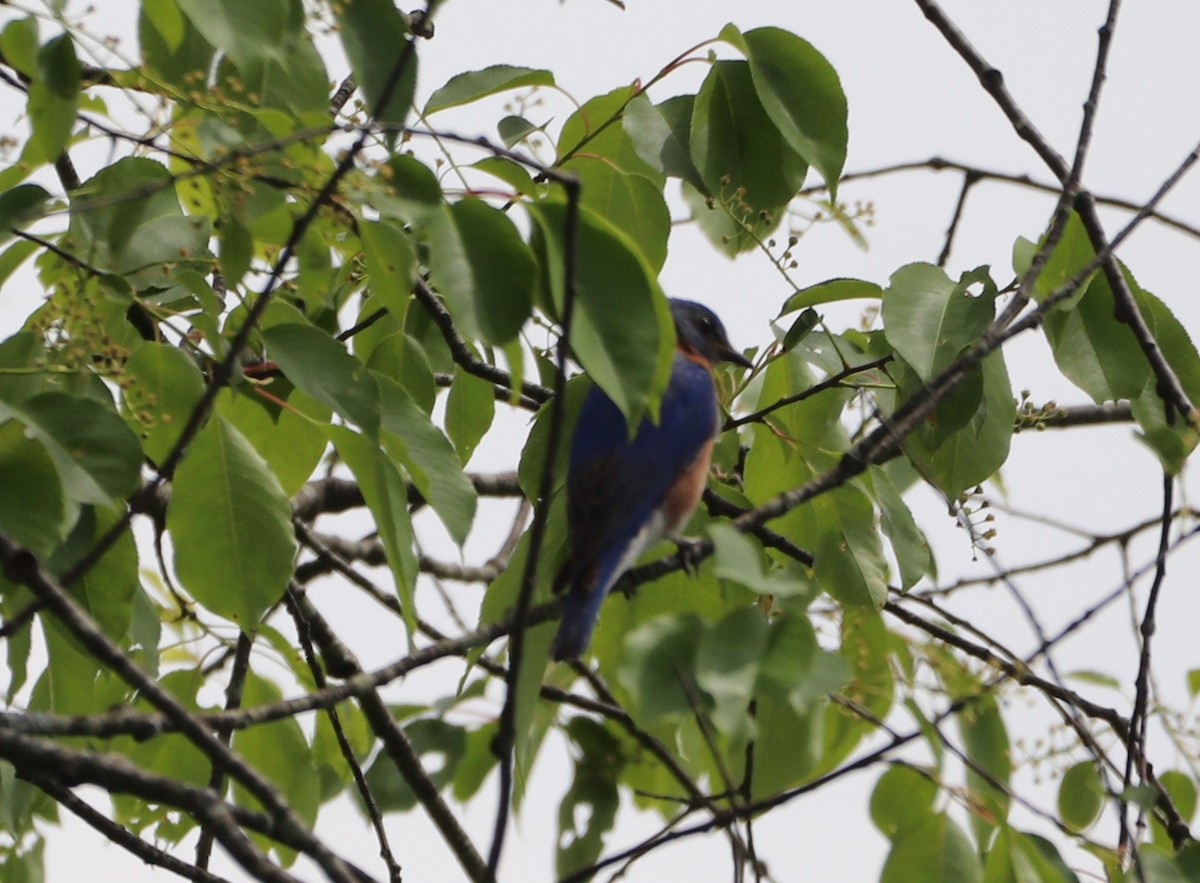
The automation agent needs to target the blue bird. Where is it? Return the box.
[550,299,751,660]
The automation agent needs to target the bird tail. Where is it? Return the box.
[550,553,624,661]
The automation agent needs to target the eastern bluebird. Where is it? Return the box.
[550,299,751,660]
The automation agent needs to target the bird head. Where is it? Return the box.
[669,299,753,369]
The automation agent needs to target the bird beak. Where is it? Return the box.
[720,345,754,369]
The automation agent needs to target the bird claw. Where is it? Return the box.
[673,536,705,576]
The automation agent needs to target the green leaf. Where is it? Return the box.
[528,200,674,428]
[958,693,1011,840]
[617,614,707,725]
[556,718,622,877]
[689,60,807,253]
[0,421,65,557]
[168,415,296,627]
[445,365,495,463]
[51,507,138,641]
[121,343,206,465]
[376,375,477,546]
[1043,268,1150,403]
[695,606,769,738]
[0,18,39,80]
[175,0,299,72]
[334,0,416,126]
[232,672,320,831]
[263,322,381,438]
[557,86,661,181]
[870,765,939,838]
[757,612,848,715]
[781,277,883,313]
[471,156,537,196]
[27,80,77,165]
[139,0,216,91]
[1126,286,1200,471]
[1014,211,1096,302]
[2,392,142,505]
[363,719,466,813]
[880,813,983,883]
[66,157,212,288]
[217,388,329,496]
[870,466,932,591]
[623,93,706,193]
[720,24,849,195]
[37,619,101,715]
[0,185,50,245]
[330,427,418,635]
[811,483,888,608]
[985,827,1080,883]
[360,219,416,321]
[426,198,536,345]
[1057,761,1104,832]
[711,524,808,597]
[425,65,553,114]
[901,351,1016,497]
[883,263,997,383]
[560,155,671,273]
[497,114,543,149]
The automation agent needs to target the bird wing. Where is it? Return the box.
[558,354,718,590]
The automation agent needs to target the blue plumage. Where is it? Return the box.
[550,300,749,660]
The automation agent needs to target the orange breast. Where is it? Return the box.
[661,438,715,534]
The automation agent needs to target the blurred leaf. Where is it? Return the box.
[334,0,415,126]
[720,24,848,195]
[264,322,381,438]
[363,718,466,813]
[425,65,553,114]
[695,606,769,738]
[427,198,536,345]
[617,614,707,725]
[556,718,622,877]
[0,185,50,246]
[139,0,215,92]
[880,813,983,883]
[985,827,1081,883]
[27,35,81,163]
[176,0,298,72]
[169,415,296,628]
[1,392,142,505]
[870,765,939,838]
[0,18,38,79]
[1058,761,1103,833]
[711,524,808,597]
[958,693,1011,841]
